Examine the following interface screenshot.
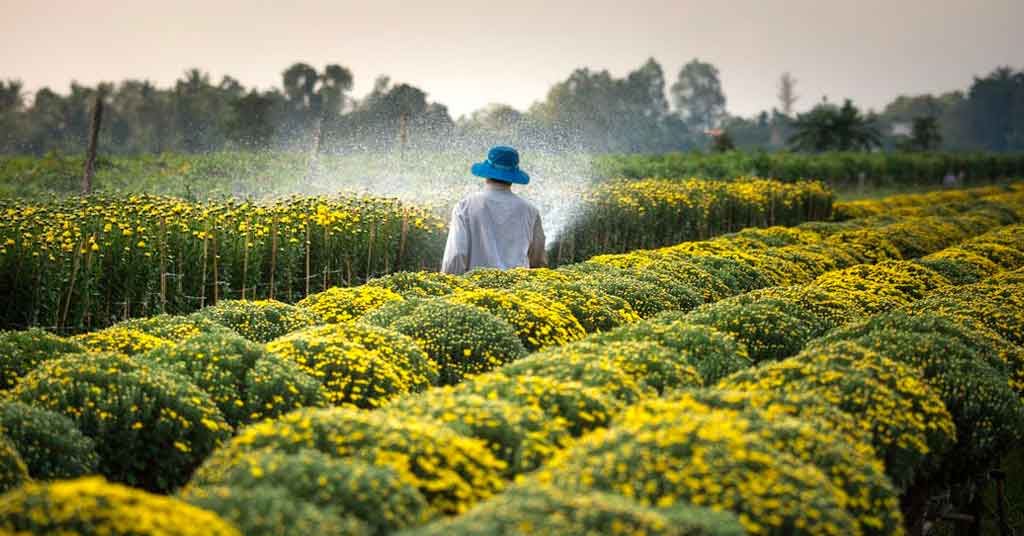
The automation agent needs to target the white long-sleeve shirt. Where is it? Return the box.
[441,183,546,275]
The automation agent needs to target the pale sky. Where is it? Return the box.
[2,0,1021,118]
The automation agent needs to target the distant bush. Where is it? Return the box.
[0,328,84,390]
[192,299,320,342]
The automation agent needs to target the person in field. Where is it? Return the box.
[441,146,546,275]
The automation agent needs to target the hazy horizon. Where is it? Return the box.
[3,0,1022,118]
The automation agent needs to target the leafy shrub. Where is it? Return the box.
[913,257,990,285]
[719,341,956,488]
[359,297,430,328]
[0,328,84,390]
[684,299,817,363]
[920,247,1002,277]
[111,314,237,340]
[73,326,174,356]
[508,340,703,397]
[0,400,98,479]
[387,300,526,385]
[578,273,677,318]
[910,283,1024,345]
[452,373,623,437]
[444,289,585,351]
[12,352,232,492]
[0,435,27,494]
[464,267,572,289]
[296,285,404,323]
[366,270,474,298]
[0,476,240,536]
[193,407,506,515]
[387,389,572,476]
[534,408,857,536]
[404,483,745,536]
[591,319,751,384]
[145,331,326,427]
[183,485,369,536]
[670,254,773,294]
[654,390,903,536]
[192,299,320,343]
[266,323,436,408]
[512,279,640,334]
[813,316,1024,480]
[960,241,1024,269]
[808,267,914,316]
[185,448,429,534]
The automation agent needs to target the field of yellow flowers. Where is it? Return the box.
[0,177,832,332]
[0,182,1023,535]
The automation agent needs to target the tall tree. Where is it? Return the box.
[778,73,798,117]
[789,99,881,152]
[670,59,727,133]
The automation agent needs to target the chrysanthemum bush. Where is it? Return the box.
[533,408,857,536]
[191,299,320,342]
[451,372,625,437]
[11,352,232,492]
[655,389,904,536]
[192,407,506,515]
[683,297,818,363]
[0,328,84,390]
[512,279,640,334]
[111,313,237,341]
[386,389,572,476]
[144,331,326,427]
[382,300,527,385]
[185,447,430,535]
[403,483,745,536]
[296,285,404,323]
[589,318,750,384]
[810,313,1024,480]
[0,476,240,536]
[366,270,475,298]
[183,485,370,536]
[719,341,956,488]
[908,282,1024,345]
[0,400,98,479]
[266,323,436,408]
[464,266,573,290]
[576,272,678,318]
[72,326,174,356]
[505,340,703,398]
[0,435,27,494]
[443,288,585,351]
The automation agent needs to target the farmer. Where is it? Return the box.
[441,145,546,275]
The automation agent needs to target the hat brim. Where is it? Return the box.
[471,162,529,185]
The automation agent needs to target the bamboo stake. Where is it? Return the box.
[159,219,167,313]
[211,232,219,304]
[60,237,86,330]
[241,224,250,300]
[305,224,311,296]
[269,223,277,300]
[199,223,209,309]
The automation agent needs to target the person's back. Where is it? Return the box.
[441,146,546,275]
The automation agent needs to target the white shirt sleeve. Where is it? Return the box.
[441,202,470,275]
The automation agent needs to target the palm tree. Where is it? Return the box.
[789,99,881,152]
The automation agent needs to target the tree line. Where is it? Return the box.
[0,60,1021,155]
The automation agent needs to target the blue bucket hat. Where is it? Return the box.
[471,145,530,185]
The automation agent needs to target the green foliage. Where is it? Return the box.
[11,352,232,492]
[366,271,474,298]
[0,328,84,390]
[684,298,817,363]
[145,331,326,427]
[185,448,429,534]
[404,483,745,536]
[0,400,99,479]
[577,272,677,318]
[0,435,28,494]
[266,323,437,408]
[192,299,320,343]
[386,300,527,385]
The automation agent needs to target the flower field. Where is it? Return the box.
[0,182,1023,535]
[0,177,833,332]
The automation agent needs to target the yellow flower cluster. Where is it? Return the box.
[0,328,84,390]
[444,288,586,351]
[73,326,173,355]
[296,285,404,323]
[366,270,476,298]
[193,299,320,343]
[0,476,240,536]
[266,323,437,408]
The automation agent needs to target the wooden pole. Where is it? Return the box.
[82,94,103,195]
